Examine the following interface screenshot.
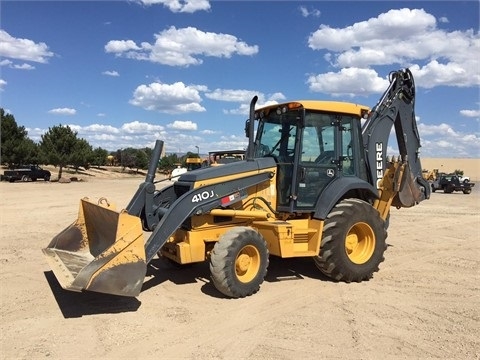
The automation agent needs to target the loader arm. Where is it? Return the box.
[362,68,430,210]
[143,171,273,262]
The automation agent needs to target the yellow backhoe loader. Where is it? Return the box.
[43,68,430,298]
[185,156,204,171]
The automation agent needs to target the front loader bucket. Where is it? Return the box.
[42,198,146,297]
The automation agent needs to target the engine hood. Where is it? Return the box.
[176,157,276,183]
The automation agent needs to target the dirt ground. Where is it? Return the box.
[1,173,479,360]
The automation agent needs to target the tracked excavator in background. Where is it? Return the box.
[43,68,430,298]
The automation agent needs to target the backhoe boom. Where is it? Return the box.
[362,68,430,207]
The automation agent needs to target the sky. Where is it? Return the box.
[0,0,479,158]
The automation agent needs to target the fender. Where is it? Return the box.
[313,177,378,220]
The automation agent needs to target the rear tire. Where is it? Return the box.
[210,227,269,298]
[444,186,454,193]
[463,188,471,194]
[314,198,387,282]
[21,175,29,182]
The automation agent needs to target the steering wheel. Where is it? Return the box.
[315,151,335,164]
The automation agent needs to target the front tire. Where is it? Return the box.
[314,198,387,282]
[210,227,269,298]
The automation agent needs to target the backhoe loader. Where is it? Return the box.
[43,68,430,298]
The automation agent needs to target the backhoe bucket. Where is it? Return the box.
[392,164,425,208]
[42,198,147,297]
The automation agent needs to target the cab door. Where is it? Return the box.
[294,113,337,209]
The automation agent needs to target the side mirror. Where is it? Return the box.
[245,119,250,138]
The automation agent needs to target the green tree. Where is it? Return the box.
[135,149,149,173]
[158,153,181,174]
[91,147,109,168]
[70,138,93,172]
[39,125,79,179]
[1,108,39,166]
[120,148,150,173]
[121,147,137,170]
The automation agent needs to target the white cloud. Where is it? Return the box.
[307,8,480,89]
[130,81,207,114]
[0,79,6,91]
[269,92,287,102]
[138,0,211,13]
[204,89,286,115]
[307,67,390,97]
[48,108,77,115]
[105,40,140,53]
[416,123,480,157]
[213,134,248,150]
[12,63,35,70]
[121,120,165,134]
[105,26,258,66]
[201,129,218,135]
[0,30,54,63]
[409,61,478,89]
[102,70,119,77]
[167,120,197,130]
[460,109,480,118]
[82,124,120,133]
[0,59,36,70]
[206,89,259,102]
[299,6,320,18]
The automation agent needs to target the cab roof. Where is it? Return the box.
[257,100,370,117]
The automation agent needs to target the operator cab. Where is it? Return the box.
[251,101,370,213]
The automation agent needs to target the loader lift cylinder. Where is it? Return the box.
[126,140,164,229]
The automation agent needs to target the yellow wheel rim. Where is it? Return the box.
[345,222,375,264]
[235,245,260,283]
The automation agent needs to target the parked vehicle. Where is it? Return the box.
[422,168,439,181]
[169,165,187,181]
[432,174,474,194]
[1,165,51,182]
[185,157,204,171]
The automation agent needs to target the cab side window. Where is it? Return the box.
[341,121,354,175]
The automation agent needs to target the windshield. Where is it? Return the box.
[254,111,298,160]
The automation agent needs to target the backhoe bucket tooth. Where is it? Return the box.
[42,198,146,297]
[392,165,424,208]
